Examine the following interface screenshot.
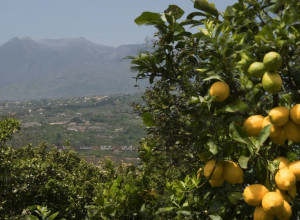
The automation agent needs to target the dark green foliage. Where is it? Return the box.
[0,144,104,219]
[0,117,20,146]
[129,0,300,218]
[87,160,156,220]
[2,1,300,219]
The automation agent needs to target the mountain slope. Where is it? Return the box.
[0,37,146,101]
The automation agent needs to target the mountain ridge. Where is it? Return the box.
[0,37,147,101]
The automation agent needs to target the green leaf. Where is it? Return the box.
[229,123,251,146]
[142,112,155,127]
[199,151,213,162]
[155,207,176,214]
[94,195,105,206]
[26,216,39,220]
[209,214,222,220]
[255,24,274,43]
[224,6,235,18]
[178,210,192,216]
[164,5,185,20]
[268,160,278,174]
[218,100,250,113]
[135,12,164,26]
[238,155,250,169]
[48,212,59,220]
[186,11,207,19]
[228,192,242,204]
[207,140,218,155]
[203,75,223,82]
[172,180,186,192]
[194,0,219,17]
[257,124,271,147]
[287,151,298,162]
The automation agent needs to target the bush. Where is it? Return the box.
[0,144,105,219]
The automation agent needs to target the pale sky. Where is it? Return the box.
[0,0,237,47]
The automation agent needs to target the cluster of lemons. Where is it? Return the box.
[245,51,300,144]
[205,52,300,219]
[208,51,285,102]
[203,160,244,187]
[244,157,300,220]
[243,104,300,145]
[248,51,283,94]
[243,53,300,219]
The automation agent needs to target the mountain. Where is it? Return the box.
[0,37,147,101]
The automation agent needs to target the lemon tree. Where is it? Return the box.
[128,0,300,219]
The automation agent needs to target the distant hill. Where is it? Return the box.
[0,37,147,101]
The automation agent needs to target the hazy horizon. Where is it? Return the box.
[1,0,237,47]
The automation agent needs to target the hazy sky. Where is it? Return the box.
[1,0,237,47]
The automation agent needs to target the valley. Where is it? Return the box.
[0,94,145,164]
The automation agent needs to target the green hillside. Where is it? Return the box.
[1,94,145,163]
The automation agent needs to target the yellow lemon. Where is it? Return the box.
[253,206,274,220]
[268,106,289,126]
[243,184,269,206]
[203,159,223,180]
[290,104,300,125]
[270,128,287,146]
[288,160,300,181]
[276,200,292,220]
[262,71,282,94]
[222,161,244,184]
[283,120,300,143]
[275,188,288,201]
[209,176,225,187]
[286,184,297,203]
[275,185,297,204]
[248,62,265,78]
[262,116,282,137]
[263,51,282,71]
[262,192,284,215]
[274,157,289,170]
[209,81,230,102]
[275,168,296,191]
[243,115,264,137]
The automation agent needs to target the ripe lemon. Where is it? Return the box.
[283,120,300,143]
[263,51,282,71]
[290,104,300,125]
[243,115,264,137]
[203,159,223,179]
[286,184,297,203]
[262,71,282,94]
[275,188,288,201]
[274,157,289,170]
[222,161,243,184]
[262,116,282,137]
[262,191,284,215]
[209,176,225,187]
[276,200,292,220]
[268,106,289,126]
[209,81,230,102]
[248,62,265,78]
[243,184,269,206]
[270,128,287,146]
[288,160,300,181]
[275,185,297,204]
[253,206,274,220]
[275,168,296,190]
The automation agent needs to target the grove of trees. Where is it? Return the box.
[1,0,300,219]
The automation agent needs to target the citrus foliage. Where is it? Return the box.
[129,0,300,218]
[0,144,104,219]
[2,0,300,219]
